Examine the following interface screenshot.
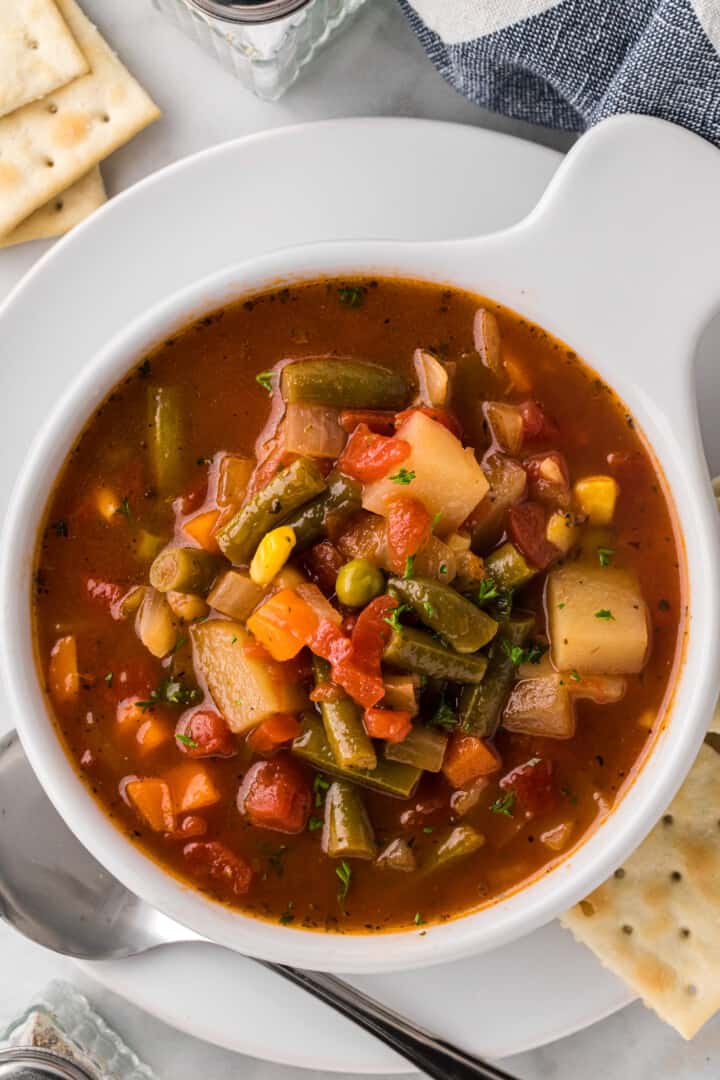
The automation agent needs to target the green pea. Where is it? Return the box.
[336,559,385,607]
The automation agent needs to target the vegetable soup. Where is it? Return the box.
[34,277,684,932]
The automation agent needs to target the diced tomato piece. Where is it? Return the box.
[238,755,311,834]
[85,577,124,611]
[500,758,556,817]
[364,707,412,743]
[394,406,462,439]
[183,840,253,896]
[248,426,297,498]
[176,709,236,758]
[338,423,411,483]
[508,502,559,569]
[339,409,396,435]
[307,617,351,664]
[524,452,571,509]
[518,401,559,443]
[386,496,432,574]
[247,712,303,753]
[341,613,358,635]
[442,734,501,788]
[301,540,344,596]
[309,682,345,703]
[351,595,396,670]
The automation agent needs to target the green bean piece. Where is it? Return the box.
[389,576,498,653]
[293,712,421,798]
[384,724,448,772]
[423,824,485,875]
[459,613,535,737]
[383,627,488,684]
[280,470,361,552]
[149,547,222,595]
[336,559,385,608]
[216,457,326,565]
[484,542,535,591]
[281,359,408,410]
[323,780,376,860]
[148,386,184,496]
[312,658,377,770]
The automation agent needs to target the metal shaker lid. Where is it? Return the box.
[0,1048,96,1080]
[185,0,312,23]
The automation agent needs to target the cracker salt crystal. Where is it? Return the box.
[0,0,89,119]
[0,165,104,247]
[562,743,720,1038]
[0,0,159,238]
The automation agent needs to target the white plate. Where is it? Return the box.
[0,117,662,1072]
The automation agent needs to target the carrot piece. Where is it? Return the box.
[48,635,80,705]
[183,509,221,554]
[442,733,501,789]
[167,762,221,813]
[116,695,149,730]
[126,778,175,832]
[247,588,319,661]
[247,712,303,753]
[364,707,412,743]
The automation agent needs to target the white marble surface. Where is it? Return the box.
[1,1,720,1077]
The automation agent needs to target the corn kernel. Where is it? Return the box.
[546,510,579,554]
[250,526,296,586]
[573,475,618,525]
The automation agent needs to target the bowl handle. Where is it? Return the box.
[503,115,720,387]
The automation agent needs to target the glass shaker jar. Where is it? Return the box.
[152,0,368,100]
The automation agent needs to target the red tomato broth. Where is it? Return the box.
[32,277,685,933]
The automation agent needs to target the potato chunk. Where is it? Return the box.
[547,566,649,674]
[361,411,488,534]
[191,620,305,732]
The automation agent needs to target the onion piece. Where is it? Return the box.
[503,675,575,739]
[484,401,524,455]
[473,308,503,376]
[376,837,417,872]
[450,776,489,817]
[466,453,527,550]
[412,348,450,407]
[135,587,178,658]
[283,403,346,459]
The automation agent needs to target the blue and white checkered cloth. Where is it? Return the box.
[398,0,720,145]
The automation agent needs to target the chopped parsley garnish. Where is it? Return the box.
[308,815,324,832]
[176,733,199,749]
[104,672,113,687]
[570,669,581,682]
[52,519,68,537]
[136,676,201,711]
[313,773,330,808]
[170,634,188,656]
[414,912,426,926]
[439,562,448,576]
[255,370,274,393]
[476,578,499,604]
[336,860,352,901]
[279,901,295,926]
[430,511,443,532]
[338,285,365,308]
[597,547,615,568]
[115,497,132,521]
[490,792,516,817]
[594,609,615,621]
[557,602,566,609]
[384,603,411,632]
[501,640,547,666]
[231,635,238,644]
[423,602,437,618]
[430,699,457,730]
[423,826,434,834]
[389,468,416,485]
[404,554,416,579]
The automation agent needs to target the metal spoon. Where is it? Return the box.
[0,731,516,1080]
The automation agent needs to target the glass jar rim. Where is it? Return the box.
[185,0,312,22]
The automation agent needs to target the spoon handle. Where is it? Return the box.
[259,961,517,1080]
